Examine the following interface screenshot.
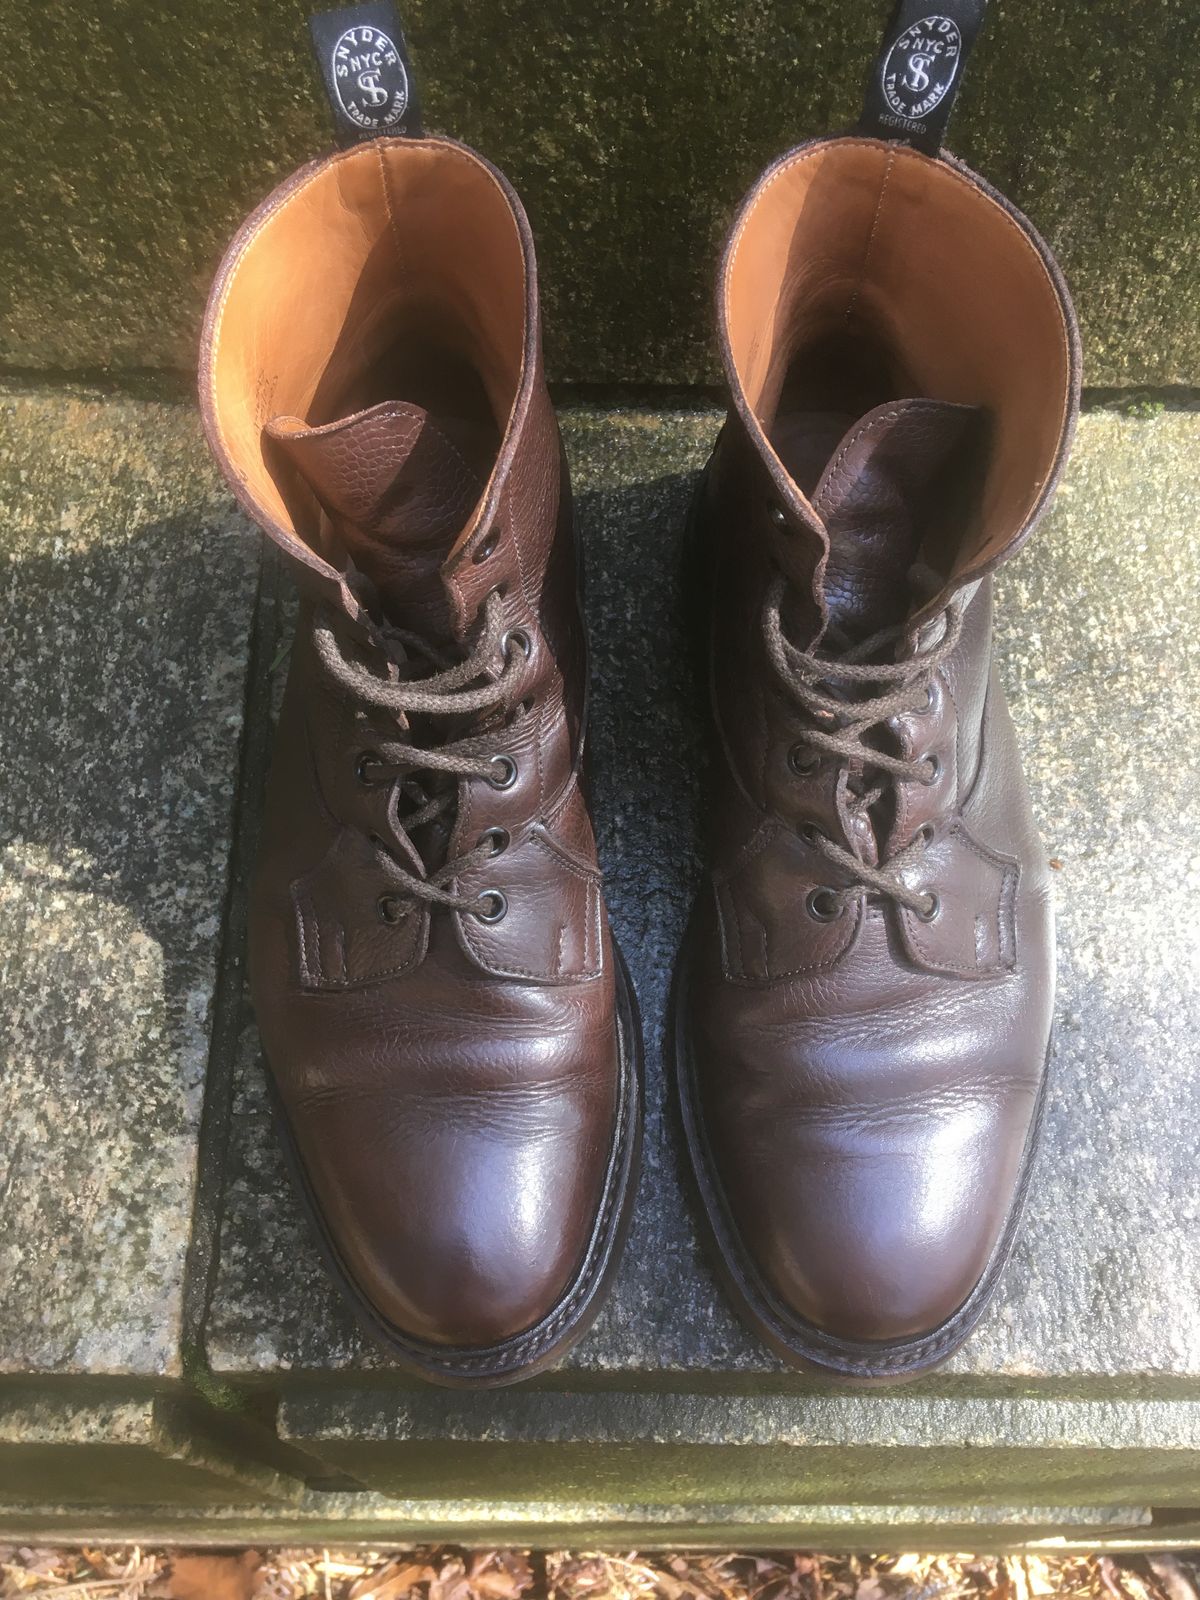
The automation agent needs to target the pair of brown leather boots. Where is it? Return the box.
[199,6,1079,1387]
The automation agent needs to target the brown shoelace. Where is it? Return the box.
[762,571,964,917]
[313,585,527,919]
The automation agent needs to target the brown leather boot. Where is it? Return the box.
[199,133,641,1385]
[675,125,1080,1377]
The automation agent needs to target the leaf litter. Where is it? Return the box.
[0,1547,1195,1600]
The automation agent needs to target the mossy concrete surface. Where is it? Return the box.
[0,1392,300,1506]
[0,1496,1167,1552]
[0,2,1197,385]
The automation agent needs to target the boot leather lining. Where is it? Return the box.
[205,139,528,555]
[721,138,1074,583]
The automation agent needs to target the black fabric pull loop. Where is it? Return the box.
[309,2,423,145]
[858,0,987,154]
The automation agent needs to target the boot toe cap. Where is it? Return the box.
[286,1075,614,1350]
[716,1094,1034,1349]
[314,1113,602,1348]
[756,1158,997,1344]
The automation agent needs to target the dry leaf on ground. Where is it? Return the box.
[1145,1559,1200,1600]
[150,1551,262,1600]
[1,1547,1198,1600]
[350,1558,440,1600]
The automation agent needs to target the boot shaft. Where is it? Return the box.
[716,135,1081,629]
[199,135,559,639]
[199,131,587,824]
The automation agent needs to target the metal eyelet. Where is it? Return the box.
[487,754,518,790]
[475,889,508,923]
[806,887,842,922]
[916,681,937,714]
[916,892,941,922]
[799,821,826,847]
[768,505,788,529]
[501,627,532,660]
[377,894,406,925]
[356,750,384,785]
[917,823,936,845]
[473,528,500,563]
[479,826,510,857]
[788,744,819,778]
[920,753,942,785]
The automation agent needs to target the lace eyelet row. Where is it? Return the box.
[798,817,941,923]
[803,882,939,923]
[356,742,529,796]
[378,888,510,926]
[787,744,941,787]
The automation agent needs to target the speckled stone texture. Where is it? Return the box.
[0,386,258,1379]
[206,407,1200,1412]
[0,2,1196,386]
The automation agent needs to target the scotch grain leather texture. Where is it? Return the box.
[199,135,640,1387]
[677,134,1081,1382]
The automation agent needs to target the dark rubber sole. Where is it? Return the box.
[267,936,643,1388]
[671,919,1054,1385]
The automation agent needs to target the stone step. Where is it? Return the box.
[3,389,1199,1540]
[206,403,1200,1538]
[278,1392,1200,1508]
[0,386,305,1506]
[206,408,1200,1415]
[0,1393,298,1509]
[0,1494,1168,1552]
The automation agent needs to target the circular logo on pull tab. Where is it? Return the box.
[881,14,962,123]
[331,24,410,131]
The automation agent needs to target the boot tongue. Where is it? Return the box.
[776,398,980,639]
[265,401,488,636]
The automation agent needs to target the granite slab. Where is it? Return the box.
[204,406,1200,1403]
[0,386,259,1381]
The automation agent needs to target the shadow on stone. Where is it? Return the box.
[1,421,260,1381]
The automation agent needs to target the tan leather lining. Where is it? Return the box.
[205,139,527,544]
[723,139,1073,570]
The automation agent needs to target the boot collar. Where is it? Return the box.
[199,134,544,637]
[717,134,1081,630]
